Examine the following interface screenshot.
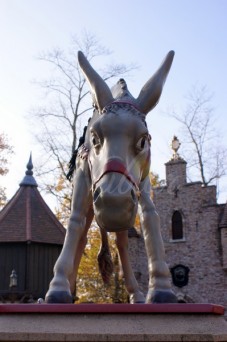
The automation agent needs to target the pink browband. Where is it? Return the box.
[102,100,143,114]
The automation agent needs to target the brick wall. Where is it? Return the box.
[129,157,227,316]
[128,232,148,295]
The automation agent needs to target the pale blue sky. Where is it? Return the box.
[0,0,227,206]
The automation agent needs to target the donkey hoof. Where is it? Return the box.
[45,291,73,304]
[129,291,145,304]
[146,290,177,303]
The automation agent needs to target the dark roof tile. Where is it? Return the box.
[0,157,65,244]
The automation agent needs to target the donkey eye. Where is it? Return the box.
[136,136,147,151]
[140,137,146,149]
[92,137,98,145]
[91,133,101,147]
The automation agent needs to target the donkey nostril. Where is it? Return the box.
[131,189,136,203]
[93,187,101,203]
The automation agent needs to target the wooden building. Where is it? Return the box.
[0,156,65,302]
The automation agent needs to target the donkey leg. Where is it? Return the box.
[116,230,145,303]
[69,207,94,298]
[139,177,177,303]
[45,167,91,303]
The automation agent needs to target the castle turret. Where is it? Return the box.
[165,136,187,188]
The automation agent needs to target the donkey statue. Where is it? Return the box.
[45,50,177,304]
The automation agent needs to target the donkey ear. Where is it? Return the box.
[136,51,175,114]
[78,51,113,111]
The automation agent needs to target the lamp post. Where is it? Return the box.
[9,270,18,303]
[9,270,18,288]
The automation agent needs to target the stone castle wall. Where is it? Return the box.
[128,233,148,295]
[129,158,227,316]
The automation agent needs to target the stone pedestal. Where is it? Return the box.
[0,303,226,341]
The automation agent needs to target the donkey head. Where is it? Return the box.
[78,51,174,232]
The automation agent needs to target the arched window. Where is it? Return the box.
[172,211,183,240]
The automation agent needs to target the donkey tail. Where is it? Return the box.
[97,228,114,284]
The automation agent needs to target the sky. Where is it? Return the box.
[0,0,227,208]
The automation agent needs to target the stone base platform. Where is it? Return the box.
[0,303,226,341]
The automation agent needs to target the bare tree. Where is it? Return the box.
[169,84,227,188]
[0,133,13,209]
[30,32,137,222]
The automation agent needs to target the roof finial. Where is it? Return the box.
[25,153,33,176]
[171,136,182,161]
[20,153,38,187]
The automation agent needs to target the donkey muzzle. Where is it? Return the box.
[93,171,138,232]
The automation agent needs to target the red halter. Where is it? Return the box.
[92,159,140,193]
[91,149,150,197]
